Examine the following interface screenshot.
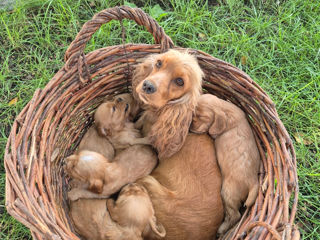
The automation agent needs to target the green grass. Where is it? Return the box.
[0,0,319,239]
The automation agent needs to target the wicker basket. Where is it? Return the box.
[5,6,300,240]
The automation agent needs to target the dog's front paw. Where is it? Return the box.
[68,188,81,201]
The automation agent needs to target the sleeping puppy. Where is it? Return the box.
[76,93,140,159]
[94,95,149,151]
[190,94,260,235]
[65,146,157,201]
[69,183,141,240]
[70,184,164,240]
[107,183,166,239]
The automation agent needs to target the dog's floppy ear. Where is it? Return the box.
[208,111,227,138]
[89,179,104,194]
[150,104,192,160]
[64,154,78,173]
[96,123,112,137]
[148,215,166,238]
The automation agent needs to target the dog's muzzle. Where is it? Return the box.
[142,80,157,94]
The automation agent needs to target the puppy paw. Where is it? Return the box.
[67,188,81,201]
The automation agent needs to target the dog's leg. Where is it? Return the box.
[134,113,146,130]
[106,199,120,223]
[128,136,150,145]
[218,182,241,235]
[68,187,110,201]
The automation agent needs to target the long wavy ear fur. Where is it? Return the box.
[149,103,193,159]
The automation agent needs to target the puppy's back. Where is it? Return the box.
[78,126,114,160]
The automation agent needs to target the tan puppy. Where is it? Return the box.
[77,93,140,159]
[66,145,157,201]
[107,183,166,239]
[77,126,115,160]
[94,96,148,151]
[70,192,141,240]
[190,94,260,234]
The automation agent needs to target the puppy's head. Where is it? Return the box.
[64,154,84,181]
[190,94,227,137]
[113,93,140,121]
[134,49,203,109]
[95,99,130,137]
[64,151,107,189]
[190,94,215,133]
[118,184,166,239]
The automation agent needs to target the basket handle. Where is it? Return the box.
[64,6,174,69]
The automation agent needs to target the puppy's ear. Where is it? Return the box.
[148,215,166,238]
[64,154,78,172]
[208,111,227,138]
[129,100,141,121]
[89,179,104,194]
[96,123,112,137]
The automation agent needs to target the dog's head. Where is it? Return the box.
[95,98,131,137]
[118,183,166,239]
[65,151,107,193]
[64,154,86,182]
[132,50,204,159]
[113,93,141,121]
[134,49,203,109]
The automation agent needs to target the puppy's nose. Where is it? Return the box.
[142,80,157,94]
[116,97,123,103]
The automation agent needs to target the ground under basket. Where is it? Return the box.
[5,6,300,240]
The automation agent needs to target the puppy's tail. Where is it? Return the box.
[244,183,259,208]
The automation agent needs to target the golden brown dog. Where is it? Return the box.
[107,183,166,239]
[133,49,203,159]
[131,49,224,240]
[190,94,260,234]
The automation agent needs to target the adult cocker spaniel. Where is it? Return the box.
[131,50,224,240]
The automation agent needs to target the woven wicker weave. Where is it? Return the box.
[5,6,300,240]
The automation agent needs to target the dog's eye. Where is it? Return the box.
[156,60,162,68]
[174,78,184,86]
[112,106,116,112]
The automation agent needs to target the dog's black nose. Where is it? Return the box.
[142,80,156,94]
[116,97,123,102]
